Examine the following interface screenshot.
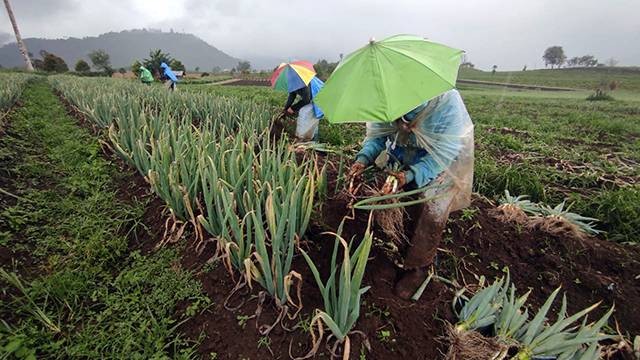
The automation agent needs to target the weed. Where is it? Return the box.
[257,335,272,353]
[460,207,479,221]
[377,329,392,343]
[237,314,251,329]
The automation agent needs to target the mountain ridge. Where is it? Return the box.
[0,29,240,71]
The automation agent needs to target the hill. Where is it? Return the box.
[458,67,640,92]
[0,29,240,71]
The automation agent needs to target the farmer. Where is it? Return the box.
[160,62,178,91]
[139,65,153,85]
[283,85,311,115]
[349,89,474,299]
[282,77,324,141]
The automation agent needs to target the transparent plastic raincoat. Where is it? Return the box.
[356,89,474,220]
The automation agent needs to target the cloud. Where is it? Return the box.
[1,0,638,69]
[8,0,78,19]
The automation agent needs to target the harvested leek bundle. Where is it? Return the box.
[449,273,614,360]
[510,288,612,360]
[528,201,602,238]
[491,190,540,225]
[447,276,510,360]
[352,182,452,210]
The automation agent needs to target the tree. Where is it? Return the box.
[143,49,173,77]
[131,60,142,75]
[75,59,90,72]
[606,58,619,67]
[169,59,185,72]
[579,55,598,67]
[2,0,34,71]
[211,66,221,74]
[492,65,498,75]
[195,66,200,72]
[118,67,126,74]
[237,60,251,73]
[542,46,566,69]
[41,51,68,72]
[31,58,44,70]
[567,57,580,67]
[314,59,339,80]
[88,49,112,73]
[522,65,527,71]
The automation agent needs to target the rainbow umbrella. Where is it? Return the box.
[270,61,316,92]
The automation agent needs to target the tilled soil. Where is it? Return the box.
[175,191,640,359]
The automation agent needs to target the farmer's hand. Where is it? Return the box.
[286,107,295,115]
[349,161,366,180]
[381,172,407,195]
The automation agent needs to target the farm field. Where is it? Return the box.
[458,67,640,92]
[1,69,639,360]
[190,78,640,243]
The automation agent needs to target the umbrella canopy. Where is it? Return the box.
[314,35,464,123]
[270,61,316,92]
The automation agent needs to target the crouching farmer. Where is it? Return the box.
[349,89,475,298]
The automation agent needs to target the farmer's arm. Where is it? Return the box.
[290,87,311,112]
[284,92,296,111]
[407,98,466,187]
[355,136,387,166]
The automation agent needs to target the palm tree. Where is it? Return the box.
[3,0,34,71]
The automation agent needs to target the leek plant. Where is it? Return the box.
[535,201,602,236]
[510,288,612,360]
[299,217,374,358]
[451,274,613,360]
[454,275,507,333]
[352,182,452,210]
[49,75,323,334]
[0,73,37,118]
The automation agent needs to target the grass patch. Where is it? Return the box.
[0,80,206,358]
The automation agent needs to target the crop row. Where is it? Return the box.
[0,73,38,117]
[48,76,372,349]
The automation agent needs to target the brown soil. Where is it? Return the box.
[52,96,640,359]
[447,198,640,334]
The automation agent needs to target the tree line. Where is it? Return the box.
[542,46,616,69]
[23,48,190,77]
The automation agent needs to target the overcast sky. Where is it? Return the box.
[1,0,638,70]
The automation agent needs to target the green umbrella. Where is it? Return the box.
[314,34,464,123]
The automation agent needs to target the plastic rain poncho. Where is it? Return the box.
[356,89,474,217]
[160,62,178,82]
[309,76,325,119]
[139,66,153,83]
